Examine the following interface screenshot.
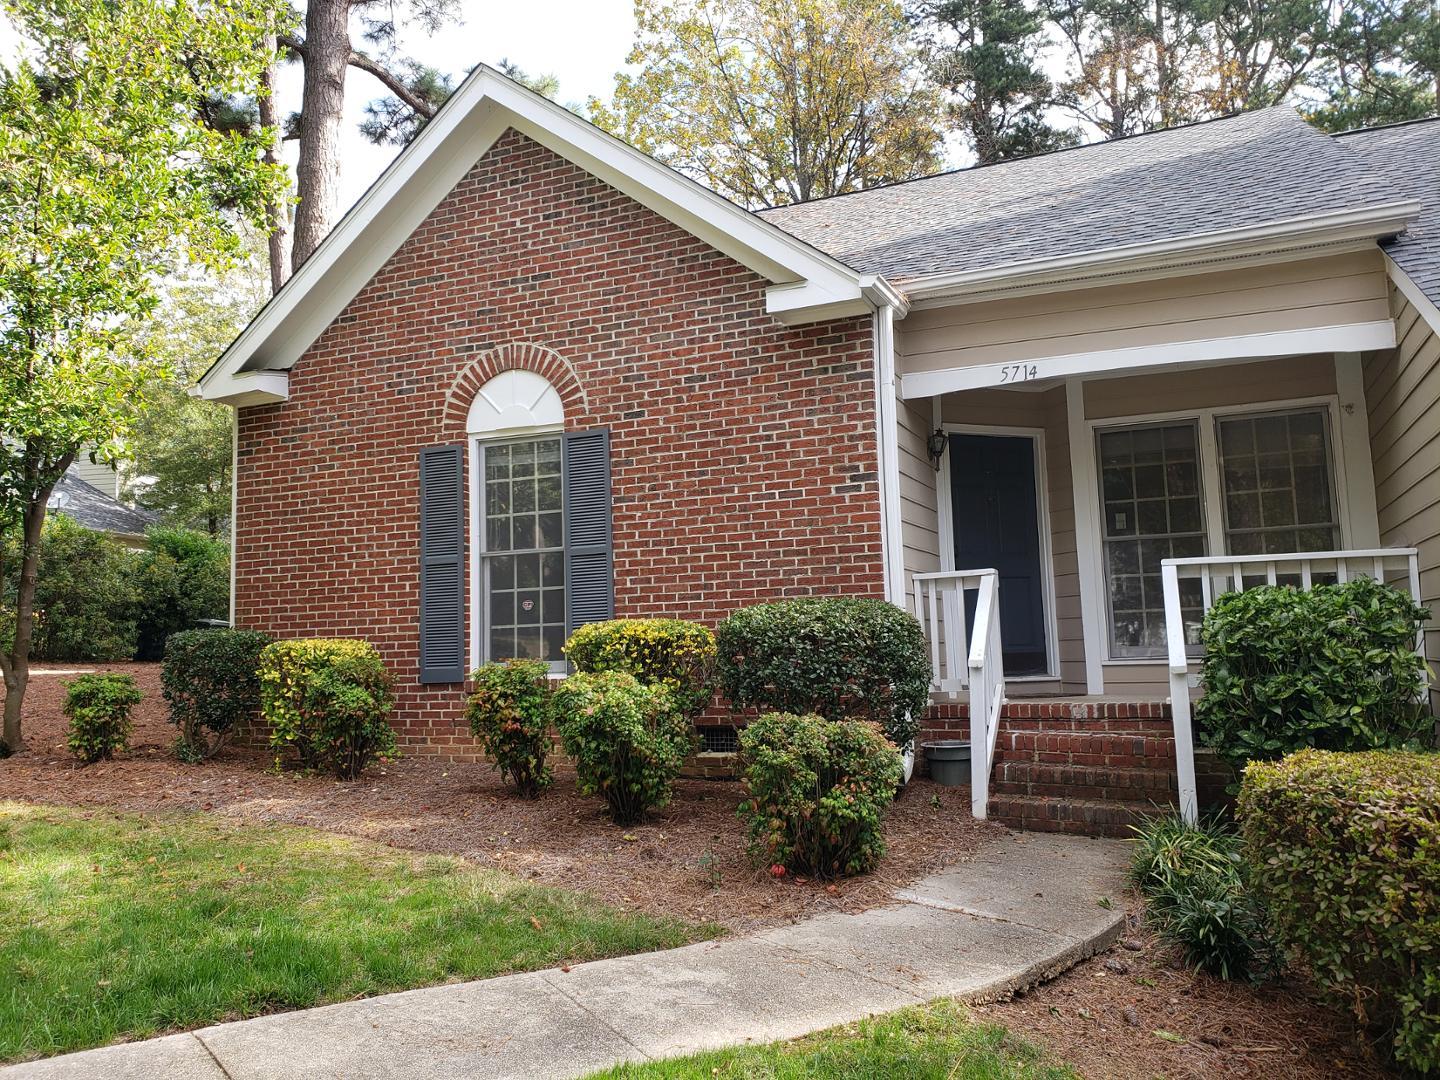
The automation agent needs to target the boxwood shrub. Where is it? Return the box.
[738,712,903,878]
[258,638,396,779]
[162,628,272,762]
[716,598,930,748]
[551,671,692,825]
[466,659,553,798]
[1240,749,1440,1072]
[564,618,716,718]
[1195,578,1431,771]
[63,673,143,764]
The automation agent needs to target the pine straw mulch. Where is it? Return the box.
[0,662,1005,933]
[977,908,1392,1080]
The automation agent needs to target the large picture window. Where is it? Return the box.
[480,437,566,665]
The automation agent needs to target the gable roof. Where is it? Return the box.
[760,107,1419,300]
[1337,117,1440,310]
[198,65,894,406]
[49,470,160,539]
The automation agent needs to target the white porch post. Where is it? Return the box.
[1066,377,1106,693]
[872,302,906,606]
[1335,352,1381,547]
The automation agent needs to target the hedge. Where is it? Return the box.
[564,618,716,718]
[64,673,143,764]
[466,659,554,798]
[162,628,272,761]
[1240,750,1440,1072]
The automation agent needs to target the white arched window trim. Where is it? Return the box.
[466,369,566,673]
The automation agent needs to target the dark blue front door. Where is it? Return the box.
[950,433,1048,676]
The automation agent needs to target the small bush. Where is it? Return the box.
[716,598,931,748]
[162,628,272,762]
[1240,750,1440,1072]
[1129,812,1279,983]
[258,639,396,779]
[466,659,554,798]
[551,671,692,825]
[564,618,716,717]
[1196,579,1431,771]
[738,712,903,878]
[63,673,143,764]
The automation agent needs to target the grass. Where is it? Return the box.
[0,801,716,1063]
[585,1001,1076,1079]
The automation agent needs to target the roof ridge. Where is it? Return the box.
[1333,113,1440,139]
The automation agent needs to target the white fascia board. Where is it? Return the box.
[1385,254,1440,335]
[898,319,1397,399]
[900,202,1422,308]
[198,66,872,401]
[198,370,291,408]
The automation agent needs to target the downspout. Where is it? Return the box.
[228,411,238,626]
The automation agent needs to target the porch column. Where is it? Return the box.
[873,302,906,606]
[1065,377,1106,693]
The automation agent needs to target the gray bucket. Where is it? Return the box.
[923,740,972,787]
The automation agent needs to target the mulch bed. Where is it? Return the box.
[1,662,1004,932]
[978,910,1391,1079]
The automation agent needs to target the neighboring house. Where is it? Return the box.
[198,66,1440,832]
[48,468,161,548]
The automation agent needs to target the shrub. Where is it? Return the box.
[1196,578,1431,772]
[130,526,229,661]
[466,659,554,797]
[3,514,139,662]
[551,671,692,824]
[716,598,930,748]
[258,639,396,779]
[1128,811,1279,982]
[162,628,272,762]
[1240,750,1440,1072]
[564,618,716,717]
[738,712,903,878]
[63,673,143,764]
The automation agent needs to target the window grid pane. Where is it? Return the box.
[483,437,564,663]
[1097,422,1206,658]
[1217,409,1338,559]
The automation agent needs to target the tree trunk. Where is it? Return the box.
[258,35,292,294]
[291,0,350,269]
[0,464,66,755]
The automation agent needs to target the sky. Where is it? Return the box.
[290,0,638,208]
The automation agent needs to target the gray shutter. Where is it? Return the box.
[419,444,466,684]
[563,428,614,633]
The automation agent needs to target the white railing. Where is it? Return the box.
[912,569,1007,819]
[1161,548,1422,823]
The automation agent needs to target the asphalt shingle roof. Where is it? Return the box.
[759,106,1400,284]
[1337,117,1440,307]
[48,471,160,537]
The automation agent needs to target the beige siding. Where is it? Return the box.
[899,396,940,586]
[69,456,119,498]
[939,385,1087,692]
[1083,353,1337,419]
[1365,284,1440,703]
[898,251,1389,376]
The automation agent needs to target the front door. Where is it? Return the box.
[950,433,1049,676]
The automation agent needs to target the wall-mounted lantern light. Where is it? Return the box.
[927,429,948,471]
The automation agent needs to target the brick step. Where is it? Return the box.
[987,793,1156,839]
[989,759,1177,802]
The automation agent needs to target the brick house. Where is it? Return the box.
[199,67,1440,832]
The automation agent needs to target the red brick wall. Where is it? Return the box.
[234,129,885,755]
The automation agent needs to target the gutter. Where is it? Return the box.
[901,200,1422,307]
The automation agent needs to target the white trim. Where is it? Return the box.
[900,203,1420,306]
[936,423,1061,679]
[1080,392,1369,666]
[1066,378,1107,692]
[199,66,875,405]
[228,418,238,626]
[1334,352,1381,547]
[1385,254,1440,334]
[873,303,905,604]
[899,320,1398,399]
[466,369,565,436]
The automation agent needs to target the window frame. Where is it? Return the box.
[1087,394,1352,663]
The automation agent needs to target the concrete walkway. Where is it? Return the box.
[5,832,1128,1080]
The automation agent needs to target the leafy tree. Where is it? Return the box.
[590,0,944,207]
[0,0,285,754]
[912,0,1080,163]
[131,527,231,662]
[1306,0,1439,130]
[1193,0,1331,115]
[127,257,268,536]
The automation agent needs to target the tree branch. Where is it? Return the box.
[347,50,437,118]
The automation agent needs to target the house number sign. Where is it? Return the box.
[998,362,1040,384]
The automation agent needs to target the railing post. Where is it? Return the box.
[1161,561,1199,824]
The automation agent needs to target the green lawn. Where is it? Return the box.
[0,801,715,1063]
[587,1001,1077,1079]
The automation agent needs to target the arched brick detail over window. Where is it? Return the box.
[444,342,587,430]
